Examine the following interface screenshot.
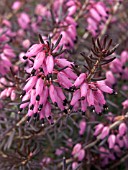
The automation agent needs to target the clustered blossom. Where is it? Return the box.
[20,35,77,123]
[87,1,109,36]
[122,99,128,111]
[0,23,16,75]
[17,12,31,30]
[105,51,128,110]
[0,78,16,101]
[50,0,79,50]
[70,73,113,114]
[72,143,85,169]
[51,16,77,50]
[94,121,128,167]
[110,51,128,81]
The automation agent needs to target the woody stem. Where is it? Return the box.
[86,57,102,82]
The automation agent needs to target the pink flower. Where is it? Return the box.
[87,1,109,36]
[55,58,73,68]
[122,99,128,110]
[95,2,108,17]
[18,12,30,30]
[73,73,86,87]
[79,120,86,136]
[57,72,72,89]
[100,126,110,139]
[25,44,44,58]
[118,123,127,136]
[33,51,45,70]
[94,123,104,136]
[70,89,81,106]
[12,1,22,11]
[108,134,116,149]
[77,149,85,161]
[97,81,113,94]
[46,55,54,74]
[72,143,82,155]
[110,58,123,74]
[72,143,85,161]
[35,4,50,17]
[23,76,37,92]
[120,51,128,65]
[116,134,124,148]
[22,39,31,49]
[72,162,79,170]
[87,88,95,106]
[105,71,116,87]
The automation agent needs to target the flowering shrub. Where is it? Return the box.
[0,0,128,170]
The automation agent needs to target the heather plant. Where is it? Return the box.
[0,0,128,170]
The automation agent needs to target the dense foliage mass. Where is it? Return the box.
[0,0,128,169]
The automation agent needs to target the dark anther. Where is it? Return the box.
[69,86,76,92]
[112,90,118,95]
[76,24,79,28]
[38,104,43,111]
[30,104,34,110]
[31,69,36,76]
[54,102,58,107]
[98,112,102,116]
[63,99,67,106]
[34,113,38,118]
[36,95,40,101]
[74,37,78,44]
[122,65,125,69]
[27,116,31,122]
[46,74,52,80]
[39,68,44,72]
[23,56,28,60]
[34,113,39,121]
[81,96,85,100]
[48,116,51,120]
[103,104,108,109]
[106,11,109,15]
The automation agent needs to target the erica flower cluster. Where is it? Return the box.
[87,1,109,36]
[70,74,113,113]
[69,36,118,114]
[50,0,79,49]
[94,121,128,167]
[20,35,76,123]
[110,50,128,81]
[0,24,16,75]
[0,78,16,101]
[72,143,85,169]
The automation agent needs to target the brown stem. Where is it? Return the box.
[75,0,89,21]
[86,57,101,82]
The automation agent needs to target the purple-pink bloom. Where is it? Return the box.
[100,126,110,139]
[108,134,116,149]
